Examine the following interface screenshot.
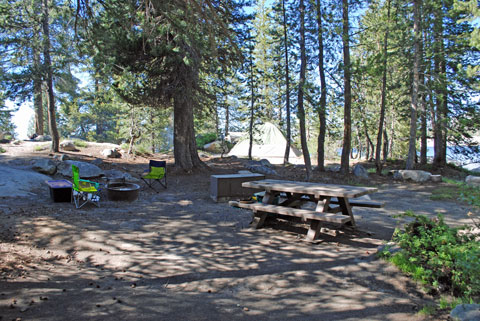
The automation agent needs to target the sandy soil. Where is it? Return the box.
[0,140,476,320]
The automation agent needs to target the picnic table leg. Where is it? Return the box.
[251,210,268,229]
[306,220,321,241]
[336,197,356,227]
[250,191,276,229]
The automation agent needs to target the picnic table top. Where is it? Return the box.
[242,179,378,199]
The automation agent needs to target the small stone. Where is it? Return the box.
[243,307,249,311]
[20,307,28,312]
[131,283,136,288]
[96,304,101,308]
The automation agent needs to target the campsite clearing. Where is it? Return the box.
[0,142,476,320]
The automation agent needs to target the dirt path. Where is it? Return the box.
[0,142,474,320]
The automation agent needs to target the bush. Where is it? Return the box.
[196,133,217,148]
[72,139,88,148]
[381,212,480,300]
[0,146,5,153]
[431,179,480,209]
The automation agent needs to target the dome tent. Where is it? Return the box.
[228,122,303,164]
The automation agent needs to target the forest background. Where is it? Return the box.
[1,0,479,176]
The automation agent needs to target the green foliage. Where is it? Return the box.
[33,144,48,152]
[196,133,217,148]
[430,179,480,209]
[417,305,436,316]
[386,213,480,299]
[72,139,88,148]
[0,146,5,153]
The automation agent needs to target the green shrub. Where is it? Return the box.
[196,133,217,148]
[431,179,480,209]
[0,146,5,153]
[72,139,88,148]
[34,144,48,152]
[384,212,480,299]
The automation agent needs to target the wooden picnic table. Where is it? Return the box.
[233,179,383,241]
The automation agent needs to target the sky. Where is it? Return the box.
[10,101,33,140]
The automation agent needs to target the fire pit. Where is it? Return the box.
[106,182,140,202]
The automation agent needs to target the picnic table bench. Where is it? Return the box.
[231,179,384,241]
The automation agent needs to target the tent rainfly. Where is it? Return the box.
[228,122,303,164]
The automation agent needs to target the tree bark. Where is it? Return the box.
[315,0,327,172]
[248,52,255,160]
[297,0,312,180]
[33,49,44,136]
[432,3,447,167]
[173,93,204,172]
[375,0,391,173]
[42,0,59,152]
[406,0,421,170]
[282,0,292,165]
[340,0,351,175]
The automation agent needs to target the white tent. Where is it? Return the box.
[228,122,303,164]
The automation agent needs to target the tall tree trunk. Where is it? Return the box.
[33,49,44,136]
[173,92,204,172]
[375,0,391,173]
[432,3,447,167]
[297,0,312,180]
[282,0,292,165]
[406,0,421,169]
[340,0,351,175]
[248,53,255,160]
[225,104,229,137]
[150,110,155,154]
[315,0,327,172]
[419,16,427,165]
[42,0,59,152]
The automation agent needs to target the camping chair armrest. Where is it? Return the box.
[79,179,101,189]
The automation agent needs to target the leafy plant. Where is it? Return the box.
[384,212,480,300]
[33,144,48,152]
[72,139,88,148]
[0,146,5,153]
[196,133,217,149]
[431,179,480,209]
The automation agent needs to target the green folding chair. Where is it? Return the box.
[71,165,101,208]
[141,160,167,192]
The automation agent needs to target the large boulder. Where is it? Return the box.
[0,165,52,197]
[60,140,78,152]
[450,304,480,321]
[353,164,369,179]
[203,141,225,153]
[245,160,278,176]
[31,159,57,175]
[101,148,122,158]
[57,160,103,178]
[34,135,52,142]
[463,163,480,173]
[393,170,432,182]
[466,175,480,187]
[104,169,140,183]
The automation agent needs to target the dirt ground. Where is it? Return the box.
[0,141,476,320]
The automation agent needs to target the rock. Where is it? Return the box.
[60,140,78,152]
[466,175,480,187]
[393,170,432,182]
[430,174,442,182]
[34,135,52,142]
[245,161,278,176]
[57,160,103,178]
[31,159,57,175]
[101,148,122,158]
[238,170,253,174]
[104,169,140,183]
[203,141,224,153]
[91,158,103,166]
[463,163,480,173]
[259,159,272,167]
[352,164,369,179]
[450,304,480,321]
